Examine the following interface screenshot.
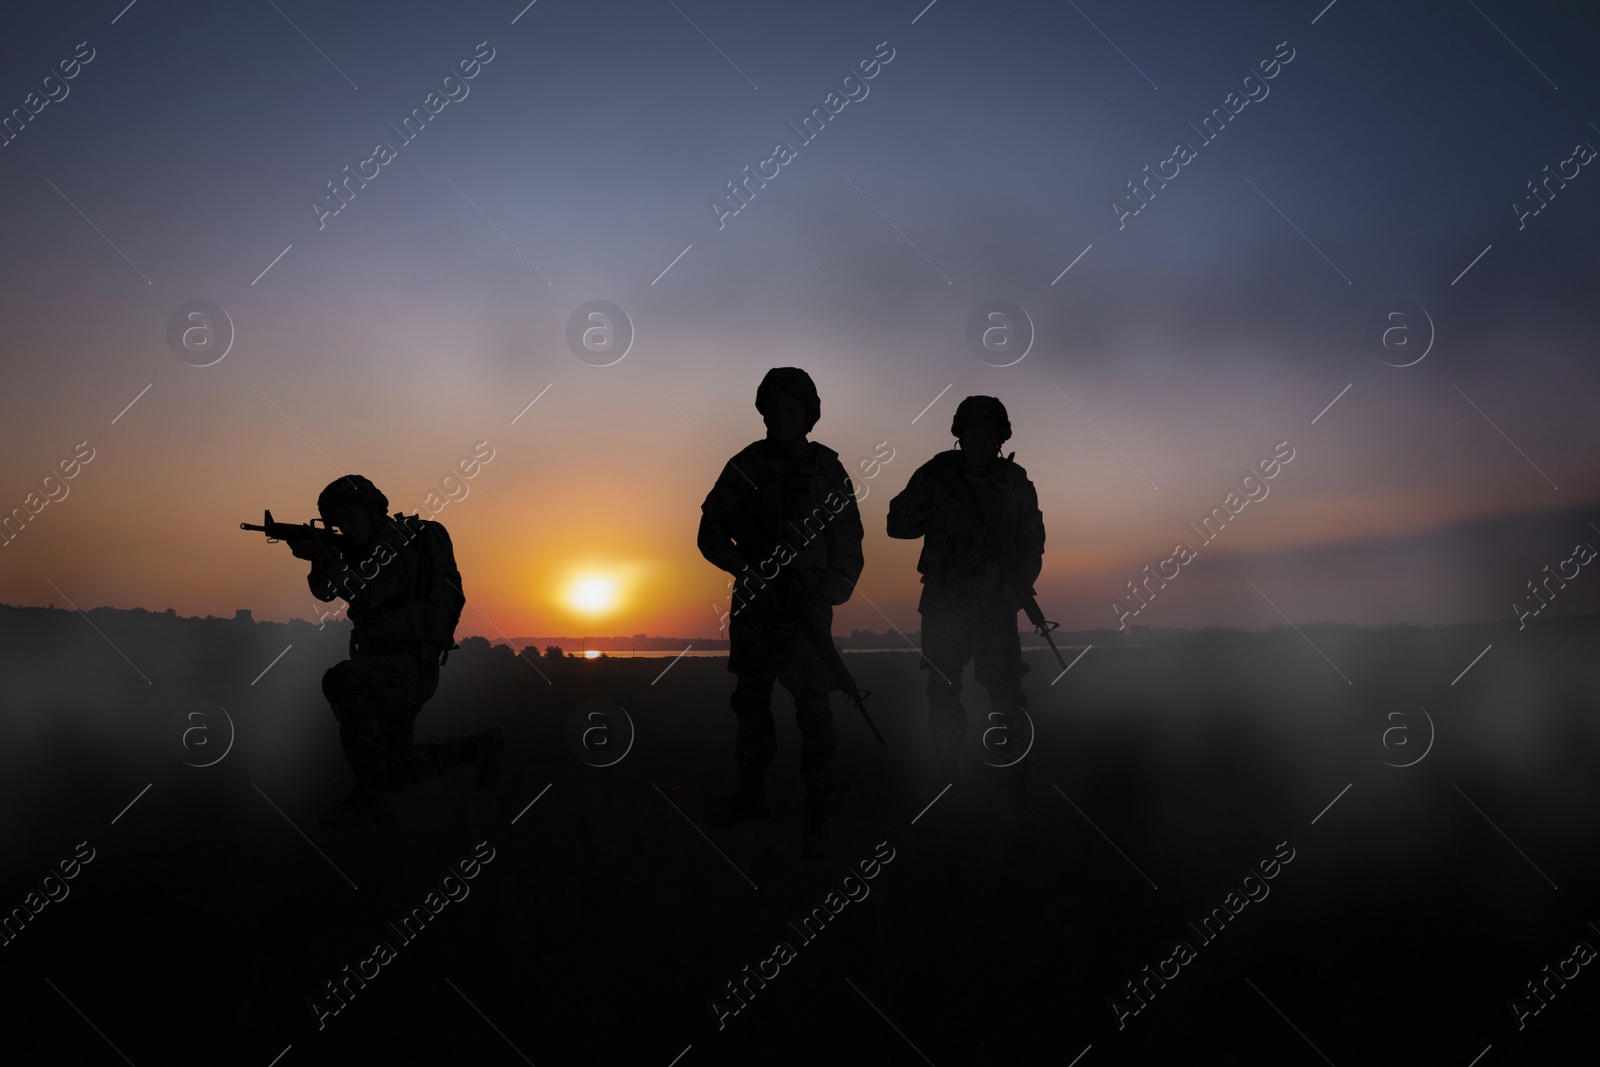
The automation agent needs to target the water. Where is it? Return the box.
[545,646,1087,658]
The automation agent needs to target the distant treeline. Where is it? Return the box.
[498,625,1195,652]
[0,604,1207,679]
[10,603,1573,666]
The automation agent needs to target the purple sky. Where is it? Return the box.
[1,0,1597,638]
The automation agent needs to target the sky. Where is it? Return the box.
[1,0,1598,640]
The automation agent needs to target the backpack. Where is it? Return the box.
[392,513,467,663]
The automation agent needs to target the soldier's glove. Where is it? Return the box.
[289,536,336,565]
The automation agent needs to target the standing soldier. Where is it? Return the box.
[697,368,866,859]
[887,396,1045,824]
[288,475,503,829]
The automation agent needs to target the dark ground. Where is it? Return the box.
[2,605,1597,1064]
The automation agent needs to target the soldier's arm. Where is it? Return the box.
[1016,477,1046,589]
[818,466,865,605]
[697,461,750,575]
[312,534,418,611]
[306,545,344,602]
[885,464,938,539]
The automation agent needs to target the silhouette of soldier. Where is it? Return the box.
[887,397,1045,824]
[697,369,865,858]
[289,475,503,829]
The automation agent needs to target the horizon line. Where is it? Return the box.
[1,601,1592,640]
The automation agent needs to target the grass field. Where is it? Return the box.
[2,605,1597,1063]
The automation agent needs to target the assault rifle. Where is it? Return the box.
[728,523,885,747]
[239,510,347,552]
[926,451,1068,671]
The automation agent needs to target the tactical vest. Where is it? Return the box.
[736,440,850,581]
[922,453,1036,600]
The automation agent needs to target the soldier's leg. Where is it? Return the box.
[972,627,1030,755]
[731,671,779,779]
[705,669,777,827]
[791,688,836,790]
[724,607,782,776]
[319,660,396,827]
[375,660,488,793]
[792,684,836,858]
[920,605,972,790]
[385,705,463,793]
[773,607,837,857]
[322,660,389,788]
[339,654,424,791]
[378,703,421,787]
[971,611,1035,822]
[391,730,503,791]
[773,607,837,791]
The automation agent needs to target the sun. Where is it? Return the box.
[567,573,619,616]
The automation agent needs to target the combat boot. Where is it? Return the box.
[803,785,830,859]
[320,767,394,830]
[704,771,769,828]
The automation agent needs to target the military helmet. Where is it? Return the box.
[318,474,389,516]
[951,395,1012,443]
[755,367,820,431]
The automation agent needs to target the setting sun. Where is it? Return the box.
[567,574,620,616]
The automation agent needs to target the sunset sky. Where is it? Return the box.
[1,0,1597,640]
